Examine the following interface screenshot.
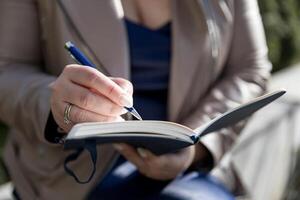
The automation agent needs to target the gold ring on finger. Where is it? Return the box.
[64,103,73,125]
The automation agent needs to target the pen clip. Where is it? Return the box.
[69,53,81,65]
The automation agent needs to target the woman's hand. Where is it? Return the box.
[50,64,133,132]
[114,144,197,180]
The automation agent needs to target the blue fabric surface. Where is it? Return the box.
[88,157,234,200]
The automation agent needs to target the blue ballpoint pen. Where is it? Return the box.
[64,41,142,120]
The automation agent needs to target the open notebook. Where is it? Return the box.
[64,90,286,155]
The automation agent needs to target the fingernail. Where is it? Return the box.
[114,144,123,151]
[121,108,128,115]
[119,94,133,107]
[124,87,131,95]
[137,148,148,158]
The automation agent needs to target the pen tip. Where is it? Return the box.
[131,109,143,120]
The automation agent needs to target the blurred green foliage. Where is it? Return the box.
[258,0,300,72]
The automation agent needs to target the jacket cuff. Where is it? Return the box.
[44,111,65,144]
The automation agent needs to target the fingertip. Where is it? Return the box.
[119,94,133,107]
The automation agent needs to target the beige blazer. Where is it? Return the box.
[0,0,271,199]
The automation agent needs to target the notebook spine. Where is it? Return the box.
[190,135,200,144]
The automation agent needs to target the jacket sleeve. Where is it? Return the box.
[0,0,56,144]
[182,0,272,166]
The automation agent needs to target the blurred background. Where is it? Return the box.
[258,0,300,72]
[0,0,299,198]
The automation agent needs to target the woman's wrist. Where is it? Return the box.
[190,143,214,171]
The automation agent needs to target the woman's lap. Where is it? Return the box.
[88,161,234,200]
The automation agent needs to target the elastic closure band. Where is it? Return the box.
[64,140,97,184]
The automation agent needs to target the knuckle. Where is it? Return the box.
[107,84,117,96]
[50,81,63,97]
[86,69,100,85]
[49,81,56,89]
[49,81,58,92]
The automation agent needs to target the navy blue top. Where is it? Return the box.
[126,19,171,121]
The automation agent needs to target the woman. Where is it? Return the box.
[0,0,271,199]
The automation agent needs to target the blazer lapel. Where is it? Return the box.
[168,0,213,122]
[57,0,129,78]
